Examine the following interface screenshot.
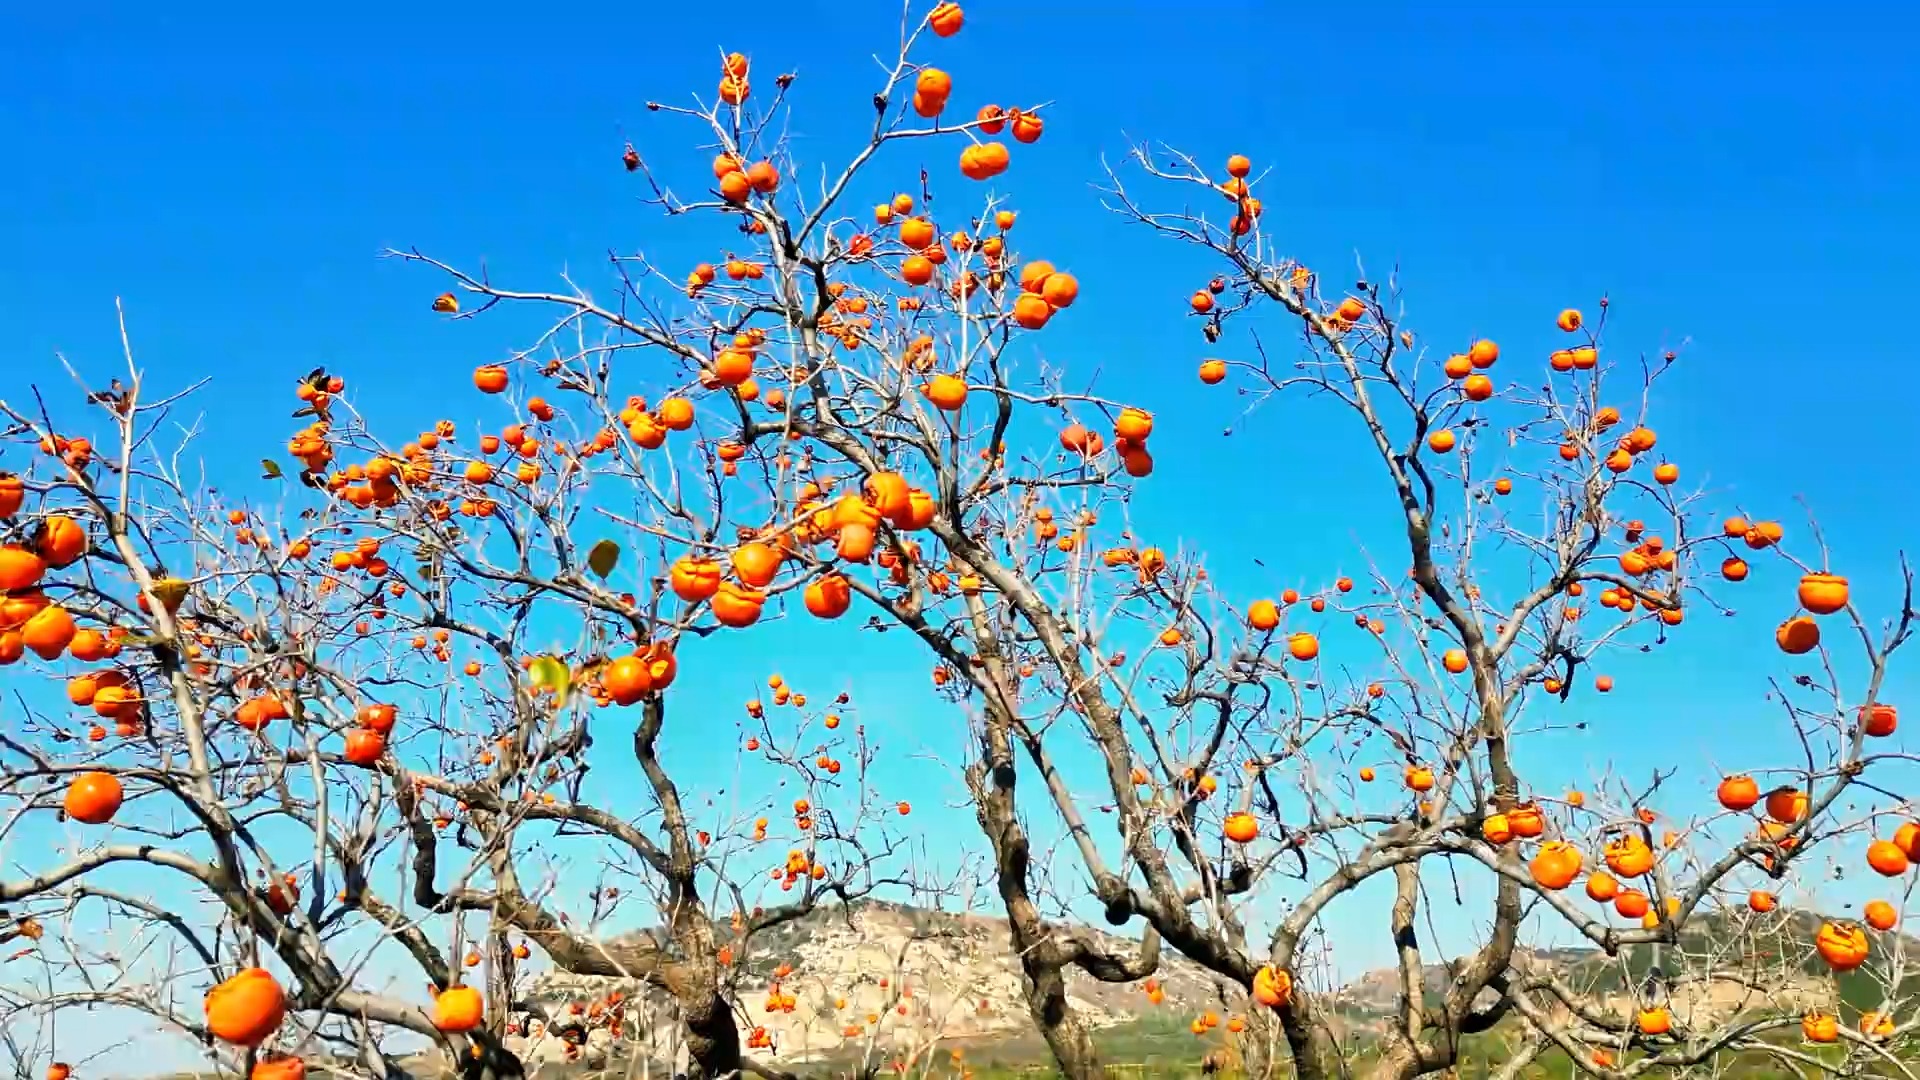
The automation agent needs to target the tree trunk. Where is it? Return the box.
[1017,953,1105,1080]
[970,750,1106,1080]
[680,989,744,1080]
[485,924,516,1038]
[1235,1006,1283,1079]
[1277,995,1343,1080]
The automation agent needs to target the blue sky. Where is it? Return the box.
[5,0,1920,1072]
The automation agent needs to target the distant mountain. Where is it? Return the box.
[1329,904,1916,1036]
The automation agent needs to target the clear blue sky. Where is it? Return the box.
[4,0,1919,1072]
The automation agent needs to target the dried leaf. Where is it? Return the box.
[586,539,621,580]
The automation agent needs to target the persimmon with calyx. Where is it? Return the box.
[804,575,853,619]
[235,694,287,732]
[1247,599,1278,631]
[1895,821,1920,860]
[1716,774,1760,811]
[1481,814,1512,844]
[20,604,76,660]
[602,655,655,705]
[1011,293,1053,329]
[711,582,766,627]
[1798,573,1850,615]
[1613,890,1649,919]
[1815,920,1869,971]
[1223,813,1258,844]
[928,2,964,36]
[473,365,509,394]
[1867,839,1909,876]
[1865,900,1899,931]
[1765,787,1808,823]
[1507,804,1544,838]
[1251,966,1291,1008]
[1040,272,1079,309]
[205,968,287,1046]
[1776,616,1820,654]
[36,516,87,567]
[731,542,781,588]
[356,702,397,734]
[1287,633,1319,661]
[1602,835,1654,877]
[1114,407,1153,441]
[923,374,968,410]
[1802,1011,1838,1043]
[0,546,46,591]
[344,728,386,767]
[671,556,723,602]
[434,985,485,1032]
[958,142,1009,180]
[64,771,123,824]
[0,473,24,518]
[1529,842,1582,890]
[1584,870,1619,902]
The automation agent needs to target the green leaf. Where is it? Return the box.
[527,655,572,708]
[261,459,284,479]
[586,539,621,580]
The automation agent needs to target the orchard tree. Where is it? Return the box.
[0,297,930,1078]
[392,2,1917,1078]
[1104,155,1916,1075]
[392,6,1167,1077]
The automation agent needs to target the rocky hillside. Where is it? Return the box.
[516,899,1228,1068]
[508,900,1901,1069]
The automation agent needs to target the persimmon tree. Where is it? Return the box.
[388,3,1918,1078]
[0,301,930,1079]
[1104,154,1917,1075]
[392,8,1181,1077]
